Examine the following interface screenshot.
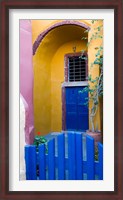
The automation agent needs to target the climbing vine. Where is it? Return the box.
[80,20,103,132]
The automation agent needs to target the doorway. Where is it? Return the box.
[65,86,89,131]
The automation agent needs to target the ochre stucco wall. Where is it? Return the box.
[32,20,103,135]
[32,41,51,134]
[51,40,87,132]
[88,20,103,131]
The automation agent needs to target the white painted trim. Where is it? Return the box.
[61,81,88,87]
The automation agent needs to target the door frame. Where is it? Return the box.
[62,82,88,131]
[62,52,88,131]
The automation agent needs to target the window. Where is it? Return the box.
[68,55,87,82]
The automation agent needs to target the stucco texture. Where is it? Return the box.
[20,20,34,143]
[32,20,103,135]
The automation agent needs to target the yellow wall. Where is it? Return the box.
[33,43,51,134]
[51,40,87,132]
[32,19,103,135]
[88,20,103,131]
[31,20,91,44]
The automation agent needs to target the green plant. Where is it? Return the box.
[33,135,48,153]
[33,136,48,177]
[80,20,103,132]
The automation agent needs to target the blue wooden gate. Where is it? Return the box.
[25,132,103,180]
[66,87,89,131]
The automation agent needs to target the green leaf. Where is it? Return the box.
[81,37,87,40]
[97,26,100,31]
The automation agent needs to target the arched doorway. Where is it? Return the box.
[33,20,89,134]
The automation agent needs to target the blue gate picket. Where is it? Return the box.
[57,133,65,180]
[48,138,55,180]
[25,145,37,180]
[86,135,95,180]
[68,132,76,180]
[39,144,46,180]
[25,132,103,180]
[75,133,83,180]
[98,143,103,180]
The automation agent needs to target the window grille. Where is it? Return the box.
[68,55,87,82]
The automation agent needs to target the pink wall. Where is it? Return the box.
[20,20,34,144]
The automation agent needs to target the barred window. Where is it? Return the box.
[68,55,87,82]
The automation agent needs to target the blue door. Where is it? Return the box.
[66,86,89,131]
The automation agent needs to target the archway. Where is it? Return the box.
[33,20,89,134]
[33,20,90,55]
